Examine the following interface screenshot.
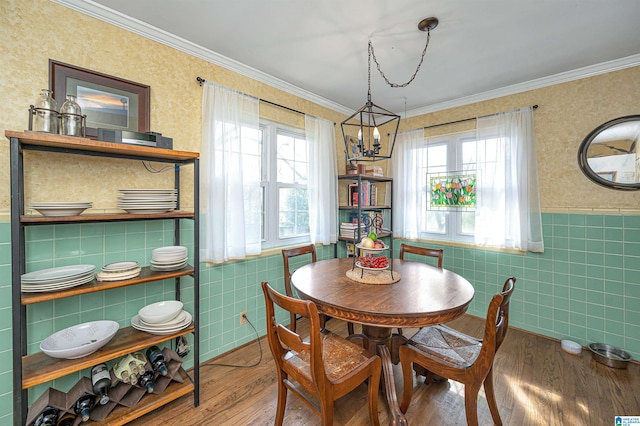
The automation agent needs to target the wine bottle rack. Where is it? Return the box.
[26,348,187,425]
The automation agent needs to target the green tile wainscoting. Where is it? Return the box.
[0,212,638,423]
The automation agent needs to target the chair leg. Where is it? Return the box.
[484,368,502,426]
[368,365,381,426]
[319,400,334,426]
[463,383,482,426]
[289,312,296,332]
[398,347,414,414]
[274,378,288,426]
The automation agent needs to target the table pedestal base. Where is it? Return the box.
[349,325,408,425]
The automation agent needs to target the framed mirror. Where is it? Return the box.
[578,115,640,190]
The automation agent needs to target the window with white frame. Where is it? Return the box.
[260,121,310,248]
[419,131,477,243]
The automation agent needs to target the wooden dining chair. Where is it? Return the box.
[397,243,444,336]
[399,277,516,426]
[282,245,355,334]
[282,245,317,332]
[261,281,381,426]
[399,243,444,267]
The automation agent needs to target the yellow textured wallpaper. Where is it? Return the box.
[0,0,344,215]
[1,0,639,215]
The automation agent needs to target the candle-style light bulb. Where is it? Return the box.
[373,127,380,144]
[357,128,363,143]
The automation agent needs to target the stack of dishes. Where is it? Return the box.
[150,246,188,271]
[96,261,141,282]
[131,300,192,335]
[21,264,96,293]
[30,201,92,217]
[117,189,177,214]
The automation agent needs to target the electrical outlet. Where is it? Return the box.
[239,311,248,326]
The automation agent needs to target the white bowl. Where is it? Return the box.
[40,320,119,359]
[561,339,582,355]
[138,300,184,324]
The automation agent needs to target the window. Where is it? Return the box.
[260,121,310,248]
[419,132,476,243]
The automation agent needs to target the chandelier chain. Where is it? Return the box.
[368,28,432,89]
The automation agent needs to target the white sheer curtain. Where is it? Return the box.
[390,129,424,239]
[200,82,261,262]
[475,106,544,252]
[305,115,338,245]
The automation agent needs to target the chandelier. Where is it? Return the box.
[342,17,439,164]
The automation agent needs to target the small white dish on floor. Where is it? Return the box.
[561,339,582,355]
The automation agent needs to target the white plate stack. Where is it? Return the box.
[150,246,188,271]
[96,261,142,282]
[131,300,192,335]
[117,189,177,214]
[21,264,96,293]
[30,201,92,217]
[131,311,193,335]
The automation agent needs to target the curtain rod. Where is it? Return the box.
[196,76,305,117]
[423,104,538,130]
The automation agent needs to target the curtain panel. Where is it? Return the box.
[200,82,261,263]
[305,115,338,245]
[475,106,544,252]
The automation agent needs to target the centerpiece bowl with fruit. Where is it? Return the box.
[355,232,390,270]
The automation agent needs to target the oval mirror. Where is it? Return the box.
[578,115,640,190]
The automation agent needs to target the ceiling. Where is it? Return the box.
[58,0,640,117]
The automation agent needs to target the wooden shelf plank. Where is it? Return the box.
[337,174,392,182]
[22,326,195,389]
[21,266,195,305]
[20,211,194,224]
[338,205,391,210]
[5,131,198,161]
[100,369,195,425]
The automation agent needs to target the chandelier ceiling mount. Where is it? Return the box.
[342,16,439,164]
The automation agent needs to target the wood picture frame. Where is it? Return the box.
[49,60,150,139]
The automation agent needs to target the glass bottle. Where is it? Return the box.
[73,393,95,422]
[138,369,155,394]
[34,406,59,426]
[32,89,58,134]
[91,363,111,405]
[56,412,76,426]
[146,346,169,376]
[59,94,83,136]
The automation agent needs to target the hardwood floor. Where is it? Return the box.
[128,316,639,425]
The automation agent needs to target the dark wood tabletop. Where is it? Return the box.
[291,257,475,329]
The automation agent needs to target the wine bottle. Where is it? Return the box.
[73,393,95,422]
[34,406,59,426]
[56,412,76,426]
[91,363,111,405]
[113,355,133,383]
[146,346,169,376]
[138,369,155,394]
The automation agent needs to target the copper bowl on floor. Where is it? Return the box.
[588,343,632,369]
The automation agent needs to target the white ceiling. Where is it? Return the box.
[58,0,640,117]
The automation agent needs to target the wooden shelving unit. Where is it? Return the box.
[336,173,393,257]
[7,131,200,425]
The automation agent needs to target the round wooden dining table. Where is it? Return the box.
[291,257,475,426]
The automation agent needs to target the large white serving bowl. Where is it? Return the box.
[40,320,119,359]
[138,300,183,324]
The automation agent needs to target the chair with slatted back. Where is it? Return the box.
[396,243,444,336]
[399,277,516,426]
[282,245,317,332]
[399,243,444,267]
[261,281,381,426]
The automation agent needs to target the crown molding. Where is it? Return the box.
[53,1,640,119]
[50,0,354,115]
[405,54,640,117]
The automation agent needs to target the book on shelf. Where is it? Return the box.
[348,183,359,206]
